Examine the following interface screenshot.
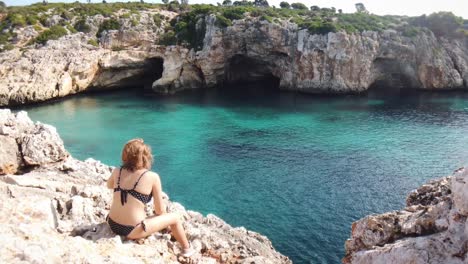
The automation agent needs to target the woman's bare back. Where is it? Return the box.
[108,167,157,226]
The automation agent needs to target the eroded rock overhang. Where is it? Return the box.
[1,17,468,107]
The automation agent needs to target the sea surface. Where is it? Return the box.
[19,86,468,263]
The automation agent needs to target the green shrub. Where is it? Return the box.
[409,12,463,37]
[66,24,78,33]
[0,31,12,45]
[158,31,177,45]
[97,18,121,37]
[33,24,42,31]
[87,38,99,47]
[111,45,124,51]
[215,14,232,27]
[0,43,14,52]
[34,25,67,44]
[74,19,91,33]
[337,13,397,33]
[26,15,39,25]
[8,13,27,27]
[131,19,138,27]
[291,3,307,10]
[38,15,48,26]
[222,7,252,20]
[402,26,420,37]
[260,15,273,23]
[153,13,163,27]
[61,11,73,20]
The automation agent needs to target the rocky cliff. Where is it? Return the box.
[343,169,468,264]
[0,7,468,106]
[0,109,291,264]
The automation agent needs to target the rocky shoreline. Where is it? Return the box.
[1,9,468,106]
[0,109,291,263]
[344,168,468,263]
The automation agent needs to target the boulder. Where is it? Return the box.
[20,123,69,166]
[0,135,21,174]
[344,168,468,264]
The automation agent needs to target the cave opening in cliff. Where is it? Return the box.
[368,58,420,96]
[90,57,164,92]
[139,57,164,90]
[223,55,280,93]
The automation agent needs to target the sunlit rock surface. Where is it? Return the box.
[343,168,468,264]
[0,109,291,264]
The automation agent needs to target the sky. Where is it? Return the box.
[3,0,468,19]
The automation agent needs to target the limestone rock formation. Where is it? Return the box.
[0,12,467,106]
[0,109,291,264]
[343,169,468,264]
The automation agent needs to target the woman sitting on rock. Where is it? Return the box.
[106,138,194,257]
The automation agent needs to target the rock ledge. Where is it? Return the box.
[344,168,468,264]
[0,109,291,264]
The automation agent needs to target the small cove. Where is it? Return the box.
[19,87,468,264]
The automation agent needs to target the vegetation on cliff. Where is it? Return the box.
[0,1,466,52]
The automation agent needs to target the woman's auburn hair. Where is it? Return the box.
[121,138,153,171]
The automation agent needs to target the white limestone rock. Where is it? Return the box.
[20,123,69,166]
[0,110,291,264]
[344,169,468,264]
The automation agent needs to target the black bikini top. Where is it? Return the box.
[114,167,153,205]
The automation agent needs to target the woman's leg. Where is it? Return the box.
[127,213,190,249]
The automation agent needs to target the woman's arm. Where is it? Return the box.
[152,172,166,215]
[106,168,116,189]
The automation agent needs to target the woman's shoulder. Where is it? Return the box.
[145,170,161,181]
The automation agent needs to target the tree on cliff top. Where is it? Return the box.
[410,12,463,37]
[279,2,290,9]
[233,0,253,6]
[222,0,232,6]
[291,2,307,10]
[254,0,269,7]
[355,3,368,13]
[310,5,320,12]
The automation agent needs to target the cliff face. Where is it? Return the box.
[190,16,468,94]
[343,169,468,264]
[0,12,468,106]
[0,109,291,263]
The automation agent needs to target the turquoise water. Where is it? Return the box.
[19,87,468,263]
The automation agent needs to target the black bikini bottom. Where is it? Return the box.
[106,215,147,237]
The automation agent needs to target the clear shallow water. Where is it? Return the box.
[18,87,468,264]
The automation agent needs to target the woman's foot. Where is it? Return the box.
[181,244,196,258]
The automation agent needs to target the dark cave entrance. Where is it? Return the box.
[223,55,281,93]
[367,58,420,97]
[90,57,164,92]
[140,57,164,90]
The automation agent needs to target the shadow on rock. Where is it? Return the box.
[71,222,118,241]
